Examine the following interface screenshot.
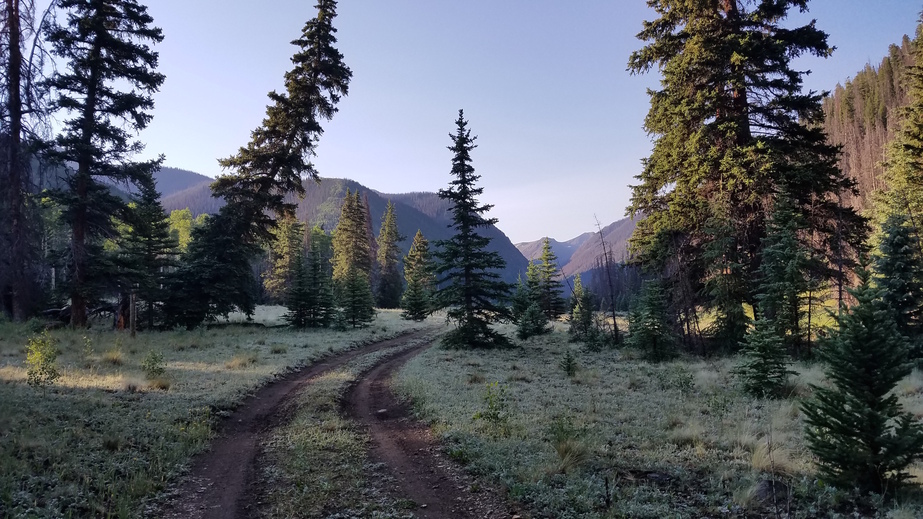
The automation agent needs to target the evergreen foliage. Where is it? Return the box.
[44,0,165,327]
[627,279,675,361]
[376,201,404,308]
[164,207,260,329]
[516,302,550,340]
[212,0,351,240]
[510,273,531,324]
[757,193,811,357]
[735,316,794,398]
[702,214,748,351]
[264,215,306,303]
[401,230,435,321]
[876,213,923,357]
[626,0,866,351]
[802,263,923,494]
[534,238,567,320]
[332,189,372,284]
[339,266,375,328]
[434,110,511,349]
[568,275,595,342]
[119,175,179,329]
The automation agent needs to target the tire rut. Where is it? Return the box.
[345,341,522,519]
[152,328,437,519]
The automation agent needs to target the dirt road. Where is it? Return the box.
[154,327,519,518]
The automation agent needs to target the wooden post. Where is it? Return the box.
[130,288,137,338]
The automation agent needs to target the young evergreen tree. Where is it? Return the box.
[535,238,567,320]
[626,0,865,345]
[509,273,531,323]
[876,213,923,358]
[284,247,312,328]
[802,262,923,494]
[401,230,435,321]
[339,266,375,328]
[434,110,511,349]
[119,175,179,329]
[735,315,795,398]
[376,200,404,308]
[264,215,305,303]
[568,274,594,342]
[517,302,550,340]
[627,279,675,361]
[757,192,811,357]
[44,0,164,327]
[212,0,351,240]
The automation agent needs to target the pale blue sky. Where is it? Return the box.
[130,1,919,243]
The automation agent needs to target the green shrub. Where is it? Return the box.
[25,332,60,396]
[559,350,578,377]
[141,351,166,379]
[472,382,509,435]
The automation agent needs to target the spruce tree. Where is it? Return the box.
[509,273,531,323]
[376,201,404,308]
[802,262,923,494]
[627,0,865,344]
[434,110,511,349]
[119,175,179,329]
[757,192,810,357]
[213,0,351,240]
[535,238,567,320]
[284,247,312,328]
[164,207,260,329]
[332,189,372,284]
[735,315,795,398]
[702,213,749,351]
[568,274,594,342]
[876,214,923,358]
[287,224,335,328]
[517,302,550,340]
[401,230,435,321]
[340,266,375,328]
[264,215,305,303]
[44,0,164,327]
[627,279,675,361]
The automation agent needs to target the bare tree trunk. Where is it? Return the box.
[595,216,620,344]
[4,0,28,320]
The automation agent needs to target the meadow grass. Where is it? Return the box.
[0,308,422,518]
[395,322,923,518]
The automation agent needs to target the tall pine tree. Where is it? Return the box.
[627,0,865,350]
[376,200,404,308]
[44,0,164,327]
[119,175,178,329]
[264,215,305,304]
[435,110,511,349]
[534,238,567,320]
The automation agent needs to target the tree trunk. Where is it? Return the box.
[5,0,29,321]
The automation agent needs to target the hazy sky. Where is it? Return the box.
[129,1,919,243]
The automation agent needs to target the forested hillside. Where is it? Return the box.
[159,173,527,283]
[822,32,917,209]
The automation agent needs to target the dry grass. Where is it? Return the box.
[225,353,258,370]
[102,347,124,365]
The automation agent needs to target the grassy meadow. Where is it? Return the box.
[395,321,923,519]
[0,308,426,518]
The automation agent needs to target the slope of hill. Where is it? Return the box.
[159,175,528,283]
[154,167,212,197]
[514,233,595,266]
[822,29,917,210]
[515,218,636,277]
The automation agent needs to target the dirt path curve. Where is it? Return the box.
[346,342,523,519]
[154,328,437,519]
